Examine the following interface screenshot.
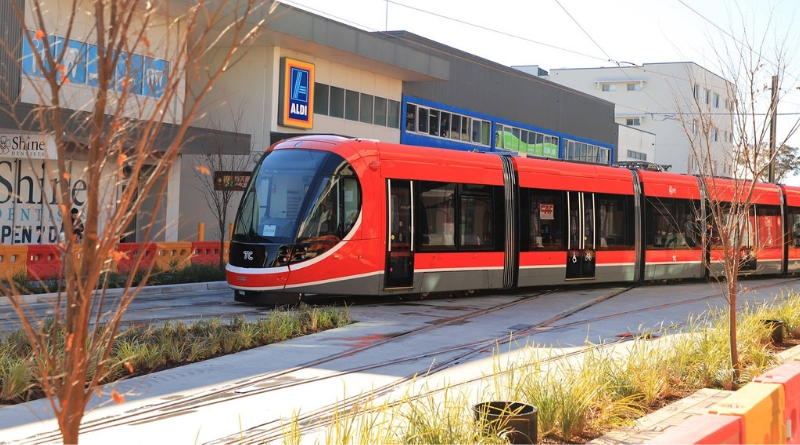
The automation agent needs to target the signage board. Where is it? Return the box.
[0,157,88,244]
[540,204,554,220]
[22,31,168,98]
[279,58,315,129]
[0,133,57,160]
[214,171,251,191]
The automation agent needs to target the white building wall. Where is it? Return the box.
[193,46,403,154]
[306,54,402,142]
[618,125,656,163]
[549,63,733,175]
[21,0,184,124]
[185,45,406,242]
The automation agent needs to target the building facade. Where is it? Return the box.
[617,124,657,165]
[392,32,617,163]
[0,1,619,245]
[549,63,734,174]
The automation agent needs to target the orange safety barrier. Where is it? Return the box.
[113,242,156,273]
[191,241,225,266]
[155,242,192,271]
[756,361,800,444]
[646,413,744,444]
[27,244,62,280]
[710,382,785,444]
[0,245,28,280]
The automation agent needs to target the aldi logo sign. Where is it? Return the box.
[279,58,315,129]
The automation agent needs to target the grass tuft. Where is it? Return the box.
[0,304,351,404]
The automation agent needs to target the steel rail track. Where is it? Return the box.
[225,278,800,444]
[20,290,556,444]
[19,277,800,444]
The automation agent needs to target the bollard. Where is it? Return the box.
[473,401,538,444]
[198,222,205,242]
[762,319,785,344]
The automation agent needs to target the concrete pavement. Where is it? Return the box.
[0,278,798,444]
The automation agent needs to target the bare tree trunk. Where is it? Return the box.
[1,1,275,442]
[728,281,740,384]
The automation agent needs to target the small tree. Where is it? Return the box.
[0,1,275,442]
[191,103,252,269]
[678,9,800,384]
[736,143,800,183]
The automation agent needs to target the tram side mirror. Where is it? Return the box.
[251,153,262,164]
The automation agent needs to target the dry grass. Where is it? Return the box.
[311,290,800,444]
[0,304,351,404]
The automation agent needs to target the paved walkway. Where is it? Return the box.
[590,344,800,444]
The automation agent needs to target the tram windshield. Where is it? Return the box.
[233,149,361,245]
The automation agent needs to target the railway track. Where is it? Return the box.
[13,277,800,444]
[19,289,558,443]
[219,278,800,444]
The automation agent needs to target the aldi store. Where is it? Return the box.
[0,1,616,245]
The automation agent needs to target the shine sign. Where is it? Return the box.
[279,58,315,129]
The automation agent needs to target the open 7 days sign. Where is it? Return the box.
[278,58,315,129]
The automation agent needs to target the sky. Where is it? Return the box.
[282,0,800,180]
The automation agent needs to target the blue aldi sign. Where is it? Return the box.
[279,58,314,129]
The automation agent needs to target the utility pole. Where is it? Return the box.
[768,75,778,183]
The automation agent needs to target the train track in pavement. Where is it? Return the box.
[16,277,800,444]
[219,277,800,444]
[18,288,560,443]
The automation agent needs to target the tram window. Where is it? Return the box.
[597,194,634,250]
[755,205,781,249]
[298,174,361,247]
[345,90,359,121]
[374,96,387,126]
[646,198,701,249]
[524,188,565,251]
[711,204,754,250]
[388,99,400,128]
[418,108,429,134]
[360,94,374,124]
[329,86,345,119]
[460,184,493,250]
[406,104,417,131]
[419,182,456,250]
[460,116,469,141]
[789,208,800,248]
[342,177,361,234]
[314,83,329,116]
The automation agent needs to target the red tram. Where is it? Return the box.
[226,135,800,305]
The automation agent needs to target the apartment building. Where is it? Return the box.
[549,62,734,174]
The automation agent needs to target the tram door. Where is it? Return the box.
[566,192,596,280]
[385,180,414,289]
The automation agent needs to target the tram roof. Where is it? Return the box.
[782,185,800,208]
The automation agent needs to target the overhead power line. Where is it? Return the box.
[281,0,797,120]
[675,0,800,89]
